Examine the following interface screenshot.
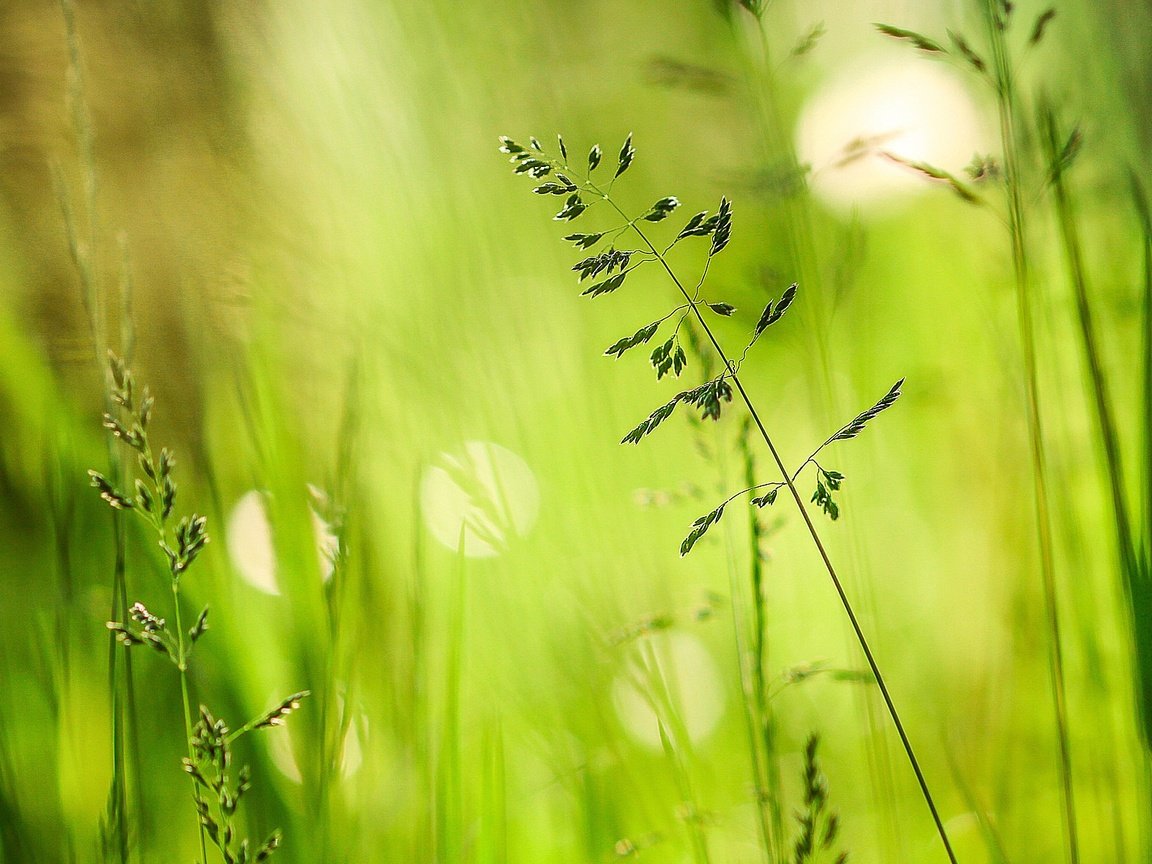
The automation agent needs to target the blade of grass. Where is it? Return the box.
[1044,111,1152,800]
[944,744,1011,864]
[638,637,712,864]
[44,446,80,864]
[56,3,154,859]
[479,723,508,864]
[981,6,1079,862]
[435,525,469,864]
[1040,101,1136,577]
[734,421,785,864]
[1129,174,1152,860]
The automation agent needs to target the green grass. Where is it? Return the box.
[0,1,1149,862]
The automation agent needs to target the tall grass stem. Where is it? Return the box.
[602,195,961,864]
[982,7,1080,861]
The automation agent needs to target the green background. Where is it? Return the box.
[0,1,1148,862]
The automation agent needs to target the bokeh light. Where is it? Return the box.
[226,489,339,594]
[611,632,726,749]
[420,441,540,557]
[796,57,989,213]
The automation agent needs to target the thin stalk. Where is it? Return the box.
[718,438,774,862]
[134,438,208,864]
[722,541,775,864]
[105,521,131,864]
[479,725,507,864]
[1142,181,1152,564]
[944,746,1011,864]
[1129,172,1152,556]
[411,480,433,862]
[1130,175,1152,858]
[170,579,207,864]
[739,427,785,863]
[638,639,712,864]
[601,194,959,864]
[58,4,143,859]
[1041,105,1135,569]
[436,527,468,864]
[1141,183,1152,560]
[982,7,1079,863]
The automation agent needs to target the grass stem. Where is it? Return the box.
[170,580,207,864]
[605,197,961,864]
[982,7,1080,862]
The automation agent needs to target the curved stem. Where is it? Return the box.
[172,576,208,864]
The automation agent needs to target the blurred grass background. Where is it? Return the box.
[0,0,1149,862]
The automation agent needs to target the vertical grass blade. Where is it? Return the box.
[735,424,785,864]
[57,4,142,859]
[435,526,469,864]
[1128,174,1152,755]
[1044,101,1151,754]
[982,6,1080,861]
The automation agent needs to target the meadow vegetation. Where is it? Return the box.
[0,1,1148,862]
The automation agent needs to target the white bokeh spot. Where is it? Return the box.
[796,58,988,212]
[420,441,540,558]
[611,632,726,750]
[268,697,365,784]
[226,489,339,595]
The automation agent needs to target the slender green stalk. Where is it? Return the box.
[598,193,960,864]
[1041,104,1135,570]
[944,746,1010,864]
[103,520,131,864]
[409,479,434,862]
[170,582,206,864]
[479,725,508,864]
[1142,183,1152,572]
[637,638,712,864]
[435,527,468,864]
[736,425,785,863]
[982,7,1079,862]
[138,442,209,864]
[1142,181,1152,559]
[57,5,145,859]
[1042,114,1152,805]
[44,451,79,862]
[1128,175,1152,857]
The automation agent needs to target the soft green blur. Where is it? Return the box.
[0,1,1148,862]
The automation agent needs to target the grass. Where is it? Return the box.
[0,1,1148,862]
[875,4,1152,860]
[89,354,309,864]
[499,130,958,861]
[977,8,1079,861]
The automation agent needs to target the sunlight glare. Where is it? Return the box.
[795,58,988,213]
